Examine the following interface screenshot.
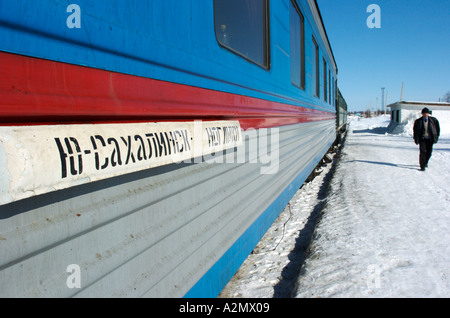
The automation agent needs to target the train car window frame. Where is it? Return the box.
[313,37,320,98]
[213,0,270,70]
[290,0,305,90]
[328,70,331,104]
[334,79,338,107]
[323,58,327,102]
[331,76,334,105]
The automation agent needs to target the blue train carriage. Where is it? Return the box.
[0,0,338,297]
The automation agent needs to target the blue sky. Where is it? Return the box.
[316,0,450,112]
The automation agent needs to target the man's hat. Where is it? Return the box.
[421,107,431,114]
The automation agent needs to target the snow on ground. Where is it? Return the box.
[219,114,450,298]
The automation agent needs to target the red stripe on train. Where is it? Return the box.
[0,52,335,129]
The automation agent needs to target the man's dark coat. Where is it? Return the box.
[413,116,440,145]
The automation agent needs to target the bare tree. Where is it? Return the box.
[443,91,450,102]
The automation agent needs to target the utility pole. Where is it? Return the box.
[381,87,385,117]
[385,90,388,115]
[400,82,404,101]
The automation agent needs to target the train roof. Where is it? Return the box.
[311,0,338,75]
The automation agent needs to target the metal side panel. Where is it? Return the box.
[0,120,335,297]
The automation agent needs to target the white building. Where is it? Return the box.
[388,101,450,124]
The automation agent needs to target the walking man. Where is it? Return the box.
[413,107,440,171]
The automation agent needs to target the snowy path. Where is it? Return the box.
[220,115,450,298]
[295,116,450,297]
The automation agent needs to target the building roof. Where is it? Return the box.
[388,101,450,108]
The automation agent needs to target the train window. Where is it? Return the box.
[330,74,333,105]
[313,37,319,98]
[214,0,270,69]
[329,70,331,104]
[334,79,337,107]
[290,0,305,90]
[323,58,327,102]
